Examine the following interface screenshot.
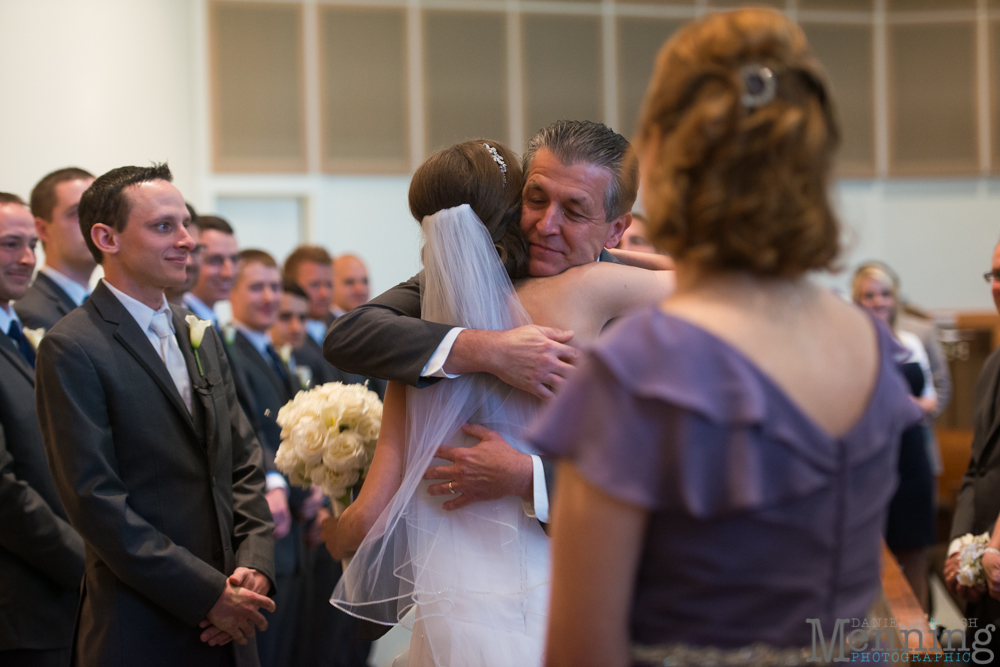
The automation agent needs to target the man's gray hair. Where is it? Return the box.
[523,120,638,222]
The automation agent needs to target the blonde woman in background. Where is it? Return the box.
[529,9,923,666]
[853,262,937,611]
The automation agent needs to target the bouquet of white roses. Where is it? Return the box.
[955,531,992,586]
[273,382,382,513]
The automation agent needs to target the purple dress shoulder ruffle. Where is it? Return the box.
[528,308,922,650]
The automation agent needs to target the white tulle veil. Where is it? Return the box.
[330,204,549,665]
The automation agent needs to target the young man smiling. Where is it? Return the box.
[35,164,276,667]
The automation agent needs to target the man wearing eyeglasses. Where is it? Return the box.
[946,241,1000,655]
[184,215,240,326]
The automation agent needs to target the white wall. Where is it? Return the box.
[2,0,998,310]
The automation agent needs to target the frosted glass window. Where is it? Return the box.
[523,14,603,139]
[215,197,304,266]
[210,2,306,172]
[617,18,682,140]
[802,23,875,177]
[889,22,978,175]
[423,11,508,154]
[320,7,408,173]
[799,0,872,9]
[887,0,975,10]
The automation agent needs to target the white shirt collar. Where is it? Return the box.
[41,266,91,307]
[0,303,21,336]
[183,293,218,325]
[232,319,273,357]
[330,305,346,318]
[103,279,172,335]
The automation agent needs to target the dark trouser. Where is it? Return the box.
[0,648,71,667]
[256,572,303,667]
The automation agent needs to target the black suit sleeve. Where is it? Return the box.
[323,275,454,388]
[210,329,277,587]
[36,332,229,627]
[0,424,85,590]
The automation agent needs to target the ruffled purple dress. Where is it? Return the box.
[528,308,922,656]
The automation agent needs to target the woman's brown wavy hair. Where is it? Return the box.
[636,8,841,277]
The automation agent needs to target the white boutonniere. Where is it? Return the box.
[223,324,237,346]
[279,344,292,365]
[22,327,45,349]
[185,315,212,377]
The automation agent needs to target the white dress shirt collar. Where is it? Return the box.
[103,279,170,335]
[41,266,91,307]
[305,319,327,346]
[0,303,21,336]
[183,293,218,325]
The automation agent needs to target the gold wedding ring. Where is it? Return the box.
[448,481,455,494]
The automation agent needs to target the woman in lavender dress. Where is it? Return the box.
[531,9,923,667]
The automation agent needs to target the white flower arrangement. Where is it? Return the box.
[955,531,992,586]
[274,381,382,512]
[22,327,45,349]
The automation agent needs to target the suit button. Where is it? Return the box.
[213,550,223,561]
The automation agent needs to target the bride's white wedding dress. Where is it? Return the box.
[331,205,550,667]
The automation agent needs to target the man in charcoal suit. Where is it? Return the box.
[226,249,306,667]
[35,164,276,667]
[0,193,85,667]
[15,168,95,330]
[324,120,640,523]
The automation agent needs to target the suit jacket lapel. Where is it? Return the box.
[172,309,215,456]
[236,332,289,400]
[0,330,34,384]
[36,272,77,316]
[90,283,198,439]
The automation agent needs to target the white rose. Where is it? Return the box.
[292,420,326,466]
[322,431,366,473]
[340,402,367,430]
[320,467,359,500]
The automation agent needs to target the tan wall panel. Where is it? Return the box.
[707,0,785,9]
[522,14,603,139]
[803,23,875,177]
[889,22,978,175]
[990,21,1000,173]
[888,0,975,10]
[211,1,306,172]
[423,11,508,154]
[617,17,682,140]
[320,7,408,173]
[799,0,872,9]
[614,0,695,5]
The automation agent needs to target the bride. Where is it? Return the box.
[325,140,672,666]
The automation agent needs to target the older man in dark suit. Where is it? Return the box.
[15,168,95,330]
[35,164,276,667]
[0,193,85,667]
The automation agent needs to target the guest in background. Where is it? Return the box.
[268,279,310,388]
[853,262,937,611]
[35,164,275,667]
[185,215,239,326]
[165,204,203,306]
[285,246,385,399]
[227,249,303,667]
[530,10,922,665]
[0,193,85,667]
[331,253,370,317]
[616,212,656,254]
[15,167,95,329]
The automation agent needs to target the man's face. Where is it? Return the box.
[520,148,631,277]
[296,261,333,320]
[991,243,1000,314]
[37,177,95,273]
[619,217,655,254]
[270,291,308,349]
[181,225,203,293]
[194,229,239,305]
[231,262,281,332]
[109,181,194,290]
[332,255,369,312]
[0,203,38,304]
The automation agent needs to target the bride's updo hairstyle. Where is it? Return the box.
[636,8,841,277]
[409,140,530,280]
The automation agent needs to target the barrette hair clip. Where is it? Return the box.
[484,143,507,187]
[739,63,776,109]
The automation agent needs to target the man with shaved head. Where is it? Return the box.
[330,254,370,317]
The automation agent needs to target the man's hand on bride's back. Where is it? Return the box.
[424,424,533,510]
[445,325,579,400]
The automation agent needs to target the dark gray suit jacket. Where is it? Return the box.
[14,271,79,330]
[0,329,85,652]
[323,248,619,387]
[297,334,386,401]
[35,282,275,667]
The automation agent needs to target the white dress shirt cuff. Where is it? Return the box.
[266,472,289,494]
[521,455,549,523]
[420,327,465,379]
